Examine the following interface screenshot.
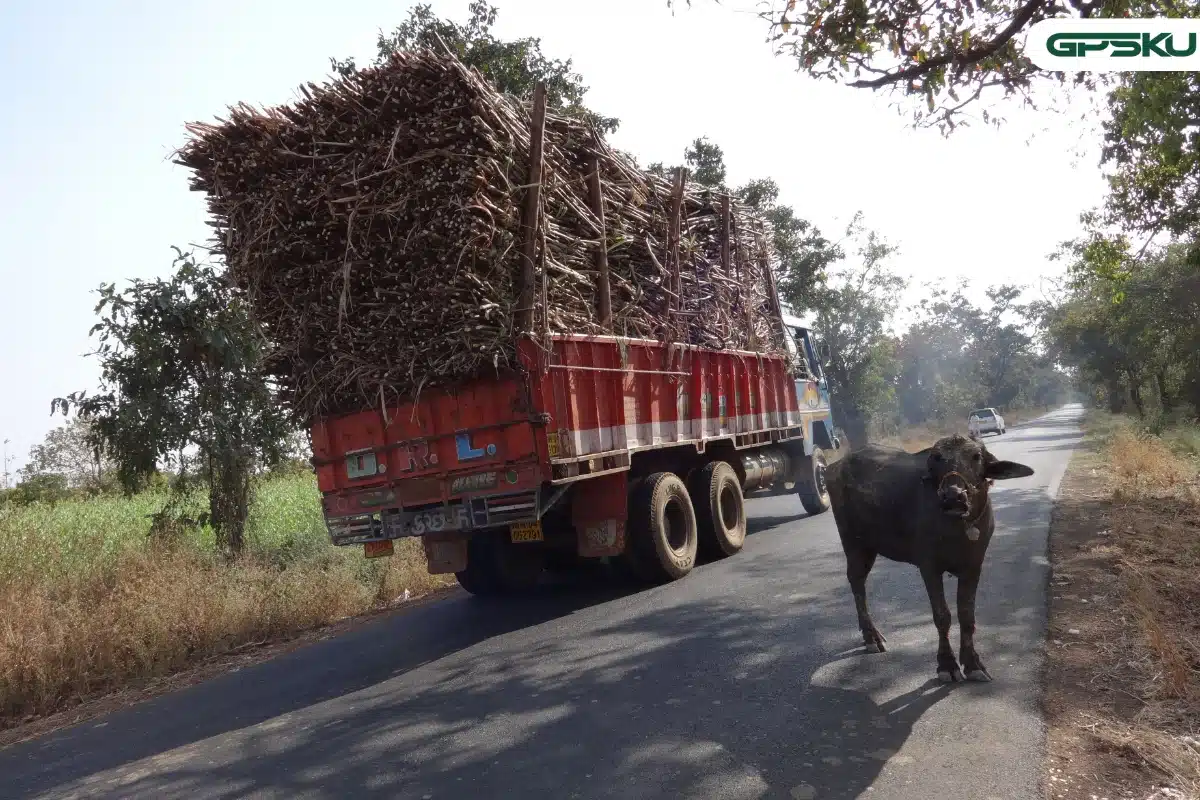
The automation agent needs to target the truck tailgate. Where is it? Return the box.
[311,376,546,522]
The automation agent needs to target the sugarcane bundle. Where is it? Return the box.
[177,48,786,420]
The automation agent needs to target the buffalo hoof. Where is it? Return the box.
[965,668,992,682]
[862,630,887,653]
[937,668,964,683]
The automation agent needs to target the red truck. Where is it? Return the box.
[308,85,840,595]
[312,322,839,595]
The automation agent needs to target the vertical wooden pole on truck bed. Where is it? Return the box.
[720,194,733,331]
[516,83,548,334]
[670,168,685,300]
[668,168,686,350]
[587,154,613,332]
[731,209,757,350]
[757,224,787,345]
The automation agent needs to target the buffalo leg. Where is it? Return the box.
[920,565,962,682]
[847,549,887,652]
[957,570,991,682]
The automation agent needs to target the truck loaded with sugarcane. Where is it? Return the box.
[178,49,840,595]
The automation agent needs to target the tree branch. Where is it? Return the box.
[846,0,1049,91]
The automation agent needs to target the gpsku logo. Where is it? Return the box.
[1027,18,1200,71]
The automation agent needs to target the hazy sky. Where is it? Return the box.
[0,0,1109,474]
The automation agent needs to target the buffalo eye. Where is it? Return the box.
[931,451,943,462]
[973,452,981,463]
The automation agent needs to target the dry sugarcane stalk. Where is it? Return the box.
[176,48,789,421]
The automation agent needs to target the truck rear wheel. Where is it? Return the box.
[690,461,746,559]
[797,448,831,515]
[455,532,544,597]
[624,472,698,584]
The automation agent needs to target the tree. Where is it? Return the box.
[53,248,293,553]
[20,417,113,491]
[1102,71,1200,238]
[969,285,1036,409]
[685,136,727,187]
[1040,235,1200,417]
[332,1,618,133]
[651,137,842,310]
[895,282,984,423]
[671,0,1172,132]
[807,214,907,445]
[737,177,842,311]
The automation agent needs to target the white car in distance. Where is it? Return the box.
[967,407,1005,439]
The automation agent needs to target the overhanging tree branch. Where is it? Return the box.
[846,0,1048,90]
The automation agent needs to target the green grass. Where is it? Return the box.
[0,472,450,723]
[0,488,170,586]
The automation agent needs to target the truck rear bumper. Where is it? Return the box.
[325,489,540,546]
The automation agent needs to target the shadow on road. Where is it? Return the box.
[3,519,1043,800]
[1,416,1074,799]
[746,513,806,536]
[1,579,633,795]
[11,586,969,800]
[999,416,1083,445]
[1026,442,1082,454]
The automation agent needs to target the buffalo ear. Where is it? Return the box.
[986,460,1034,480]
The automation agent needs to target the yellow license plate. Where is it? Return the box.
[546,432,560,459]
[510,522,544,543]
[364,540,395,559]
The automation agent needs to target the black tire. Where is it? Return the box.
[455,532,544,596]
[689,461,746,559]
[624,472,698,584]
[797,448,831,515]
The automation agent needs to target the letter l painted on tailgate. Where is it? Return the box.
[456,432,497,462]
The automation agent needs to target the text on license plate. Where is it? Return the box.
[510,521,544,543]
[409,506,471,535]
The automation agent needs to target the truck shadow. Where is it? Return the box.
[2,468,1063,799]
[746,513,807,536]
[14,588,989,800]
[0,580,634,795]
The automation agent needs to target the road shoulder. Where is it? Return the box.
[1043,414,1200,800]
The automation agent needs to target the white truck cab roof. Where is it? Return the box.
[781,312,817,332]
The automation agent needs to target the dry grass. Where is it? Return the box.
[1087,719,1200,798]
[1045,410,1200,800]
[1110,429,1200,504]
[0,474,451,726]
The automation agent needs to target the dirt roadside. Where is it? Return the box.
[1043,418,1200,800]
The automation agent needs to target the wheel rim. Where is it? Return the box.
[664,496,689,552]
[718,483,740,531]
[815,460,828,496]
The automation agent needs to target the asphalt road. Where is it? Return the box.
[2,405,1085,800]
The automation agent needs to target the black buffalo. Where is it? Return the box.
[826,434,1034,683]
